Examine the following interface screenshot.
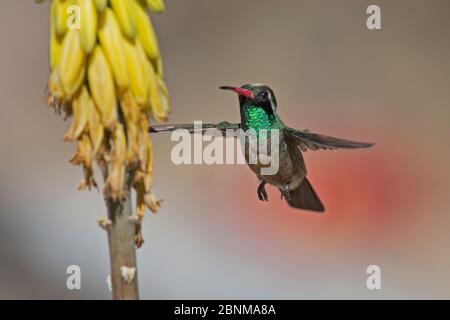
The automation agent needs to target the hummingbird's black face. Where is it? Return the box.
[219,83,278,116]
[241,84,278,116]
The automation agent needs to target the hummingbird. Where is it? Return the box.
[149,83,373,212]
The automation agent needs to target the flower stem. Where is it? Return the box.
[105,184,139,300]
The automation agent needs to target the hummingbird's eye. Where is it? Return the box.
[260,90,269,101]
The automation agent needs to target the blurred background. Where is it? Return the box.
[1,0,450,299]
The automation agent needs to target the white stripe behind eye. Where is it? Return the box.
[267,91,276,112]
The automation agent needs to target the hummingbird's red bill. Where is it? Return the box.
[219,86,255,99]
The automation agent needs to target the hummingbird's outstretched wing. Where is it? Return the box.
[149,122,241,133]
[284,127,374,151]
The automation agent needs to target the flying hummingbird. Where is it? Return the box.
[149,83,373,212]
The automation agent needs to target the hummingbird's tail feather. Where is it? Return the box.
[286,177,325,212]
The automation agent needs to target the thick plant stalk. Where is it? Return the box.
[105,183,139,300]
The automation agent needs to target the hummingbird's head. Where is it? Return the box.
[219,83,278,116]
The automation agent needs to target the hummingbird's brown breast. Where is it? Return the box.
[243,130,306,188]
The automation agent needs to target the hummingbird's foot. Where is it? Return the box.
[280,186,291,200]
[257,182,268,201]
